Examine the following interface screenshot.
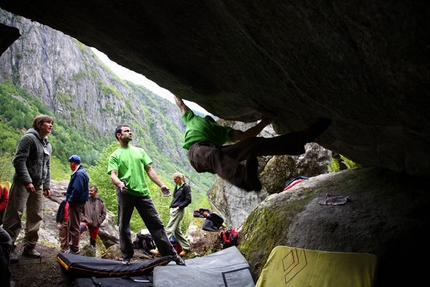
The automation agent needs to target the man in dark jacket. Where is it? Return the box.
[80,185,107,248]
[65,154,89,254]
[3,114,53,263]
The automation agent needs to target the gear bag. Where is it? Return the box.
[220,227,238,248]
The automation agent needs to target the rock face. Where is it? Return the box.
[208,142,332,228]
[240,167,430,287]
[0,23,19,55]
[1,1,429,177]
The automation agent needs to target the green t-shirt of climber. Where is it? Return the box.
[107,145,152,197]
[182,110,233,149]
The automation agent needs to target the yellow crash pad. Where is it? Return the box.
[255,246,377,287]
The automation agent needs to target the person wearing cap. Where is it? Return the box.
[65,154,89,255]
[108,124,186,266]
[3,114,54,263]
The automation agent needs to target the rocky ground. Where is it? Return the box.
[10,243,72,287]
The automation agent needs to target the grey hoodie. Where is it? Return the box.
[12,128,52,190]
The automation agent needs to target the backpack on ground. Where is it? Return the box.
[194,208,225,232]
[132,231,156,255]
[220,227,238,248]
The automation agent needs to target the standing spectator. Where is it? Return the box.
[107,124,185,266]
[65,155,89,255]
[55,199,69,253]
[3,114,53,263]
[0,182,9,225]
[80,185,107,248]
[166,172,192,257]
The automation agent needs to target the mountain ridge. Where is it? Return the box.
[0,9,215,190]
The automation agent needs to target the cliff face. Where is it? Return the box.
[0,10,191,177]
[0,1,429,177]
[0,10,182,140]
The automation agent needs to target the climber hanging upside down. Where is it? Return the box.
[174,95,331,191]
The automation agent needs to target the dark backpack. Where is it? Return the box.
[220,228,238,248]
[132,232,156,255]
[202,213,224,232]
[56,200,67,223]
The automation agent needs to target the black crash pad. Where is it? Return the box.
[73,275,153,287]
[57,252,172,278]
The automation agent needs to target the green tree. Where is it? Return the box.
[0,152,14,182]
[87,142,118,216]
[50,156,71,181]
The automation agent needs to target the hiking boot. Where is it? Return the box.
[150,249,160,255]
[22,247,40,258]
[244,154,262,192]
[65,248,80,255]
[304,118,332,143]
[172,254,186,266]
[122,258,131,265]
[179,249,189,257]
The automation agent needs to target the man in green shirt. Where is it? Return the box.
[174,95,331,191]
[108,124,185,266]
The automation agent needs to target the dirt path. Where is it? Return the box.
[10,244,72,287]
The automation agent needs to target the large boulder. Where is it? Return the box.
[0,2,429,178]
[239,167,430,287]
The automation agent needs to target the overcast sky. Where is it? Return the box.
[92,48,209,114]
